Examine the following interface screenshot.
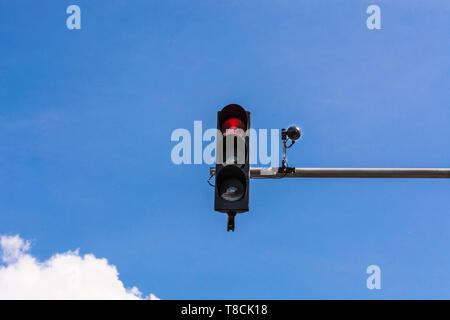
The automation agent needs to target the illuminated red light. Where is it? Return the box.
[222,118,246,136]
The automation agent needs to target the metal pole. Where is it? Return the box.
[250,167,450,179]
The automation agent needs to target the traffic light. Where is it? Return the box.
[214,104,251,231]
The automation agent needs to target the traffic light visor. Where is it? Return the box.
[218,104,248,133]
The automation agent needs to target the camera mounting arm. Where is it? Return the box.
[280,126,301,173]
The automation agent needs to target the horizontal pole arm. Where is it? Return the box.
[250,167,450,179]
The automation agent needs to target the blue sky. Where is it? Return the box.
[0,0,449,299]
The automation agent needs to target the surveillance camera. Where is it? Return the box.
[287,126,301,141]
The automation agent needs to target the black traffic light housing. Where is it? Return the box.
[214,104,251,231]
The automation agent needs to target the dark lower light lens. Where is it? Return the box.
[219,178,245,202]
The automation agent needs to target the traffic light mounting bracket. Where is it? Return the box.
[207,167,216,187]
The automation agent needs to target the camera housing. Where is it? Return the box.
[287,126,301,141]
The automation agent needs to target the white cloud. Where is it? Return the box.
[0,235,159,300]
[0,235,31,264]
